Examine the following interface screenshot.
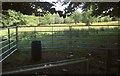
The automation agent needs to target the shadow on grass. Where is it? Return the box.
[18,27,119,51]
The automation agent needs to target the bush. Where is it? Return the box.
[64,17,74,24]
[2,10,27,27]
[103,15,111,22]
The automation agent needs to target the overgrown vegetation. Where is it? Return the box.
[1,9,118,27]
[1,10,26,27]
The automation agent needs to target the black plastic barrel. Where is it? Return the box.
[31,40,42,61]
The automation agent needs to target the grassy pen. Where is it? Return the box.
[1,22,119,74]
[17,25,119,52]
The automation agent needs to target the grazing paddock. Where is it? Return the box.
[17,25,119,51]
[1,24,120,74]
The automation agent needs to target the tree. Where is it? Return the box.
[82,6,93,25]
[82,2,119,17]
[2,2,119,18]
[71,11,82,24]
[2,10,26,27]
[2,2,54,15]
[45,13,55,25]
[54,14,64,24]
[103,15,112,22]
[64,17,74,24]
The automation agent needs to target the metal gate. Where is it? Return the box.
[0,26,18,62]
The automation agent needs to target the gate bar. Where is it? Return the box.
[3,57,92,74]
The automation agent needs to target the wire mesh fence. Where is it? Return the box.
[0,25,120,74]
[17,25,119,51]
[16,25,120,74]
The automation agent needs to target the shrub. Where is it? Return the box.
[2,10,27,27]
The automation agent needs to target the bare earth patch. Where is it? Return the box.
[2,48,119,75]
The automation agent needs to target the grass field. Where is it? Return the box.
[0,21,119,36]
[18,26,119,51]
[0,21,119,52]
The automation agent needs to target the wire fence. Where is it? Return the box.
[0,25,120,74]
[17,25,119,51]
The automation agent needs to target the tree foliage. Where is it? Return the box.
[82,2,119,17]
[54,14,64,24]
[82,6,93,25]
[2,2,119,18]
[44,13,55,25]
[64,17,74,24]
[1,8,115,27]
[1,10,26,27]
[71,11,82,24]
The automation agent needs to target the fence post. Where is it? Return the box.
[8,28,10,49]
[52,26,53,48]
[34,27,36,39]
[88,25,90,35]
[16,26,18,50]
[69,26,72,51]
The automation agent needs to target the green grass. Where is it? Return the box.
[0,21,118,36]
[0,21,119,52]
[92,21,118,25]
[1,24,119,69]
[17,27,119,52]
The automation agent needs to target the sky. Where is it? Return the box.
[53,2,82,12]
[43,0,83,12]
[52,1,82,12]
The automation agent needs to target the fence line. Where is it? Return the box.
[17,25,119,50]
[16,25,119,74]
[0,25,119,74]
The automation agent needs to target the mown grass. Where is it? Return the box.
[0,21,118,36]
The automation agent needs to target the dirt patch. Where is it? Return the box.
[2,50,88,70]
[2,48,119,75]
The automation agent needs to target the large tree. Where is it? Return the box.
[82,2,119,17]
[2,2,119,17]
[71,11,82,24]
[2,2,55,15]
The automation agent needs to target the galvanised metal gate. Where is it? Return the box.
[0,26,18,62]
